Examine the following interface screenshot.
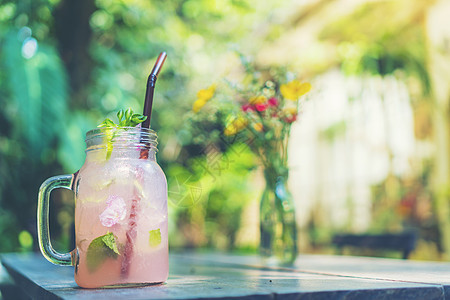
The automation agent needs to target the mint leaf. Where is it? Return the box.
[124,108,132,121]
[149,229,161,247]
[117,110,124,123]
[106,140,113,160]
[86,232,120,273]
[98,118,116,128]
[97,108,147,159]
[104,129,116,160]
[102,232,120,255]
[98,108,147,129]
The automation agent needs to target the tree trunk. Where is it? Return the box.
[53,0,96,107]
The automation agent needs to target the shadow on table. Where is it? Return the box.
[0,283,30,300]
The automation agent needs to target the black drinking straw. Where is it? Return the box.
[142,52,167,128]
[121,52,167,277]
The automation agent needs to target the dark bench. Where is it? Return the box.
[332,232,417,259]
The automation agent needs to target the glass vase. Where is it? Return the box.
[260,169,298,265]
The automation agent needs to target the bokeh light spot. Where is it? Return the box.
[118,73,136,91]
[17,26,32,42]
[90,10,114,30]
[0,3,15,21]
[21,37,38,59]
[101,92,118,110]
[18,230,33,249]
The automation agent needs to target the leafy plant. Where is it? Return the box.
[98,108,147,129]
[97,108,147,159]
[190,56,311,176]
[0,26,69,252]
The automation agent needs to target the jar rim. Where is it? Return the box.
[86,126,157,139]
[85,127,158,153]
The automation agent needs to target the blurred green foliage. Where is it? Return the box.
[167,144,256,249]
[0,0,69,251]
[320,0,430,94]
[0,0,270,253]
[0,0,448,262]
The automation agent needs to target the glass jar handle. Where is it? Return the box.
[37,174,75,266]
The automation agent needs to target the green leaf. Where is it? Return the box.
[97,108,147,159]
[125,107,132,120]
[86,232,120,273]
[97,118,116,128]
[105,129,116,160]
[102,232,120,255]
[132,113,144,120]
[149,229,161,247]
[117,109,124,123]
[3,30,69,158]
[130,115,147,127]
[98,108,146,129]
[106,141,113,160]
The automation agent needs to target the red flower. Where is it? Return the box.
[268,97,279,107]
[255,103,268,112]
[284,114,297,123]
[241,103,255,112]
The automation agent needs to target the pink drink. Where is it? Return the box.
[73,128,168,288]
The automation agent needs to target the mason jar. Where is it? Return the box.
[38,127,168,288]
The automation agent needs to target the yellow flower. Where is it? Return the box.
[249,95,267,105]
[192,99,207,113]
[280,80,311,100]
[197,84,216,102]
[283,107,298,115]
[192,84,216,113]
[253,122,263,132]
[224,117,248,136]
